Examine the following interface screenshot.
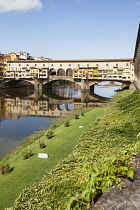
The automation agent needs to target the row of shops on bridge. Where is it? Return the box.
[0,55,134,82]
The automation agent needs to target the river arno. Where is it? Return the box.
[0,82,121,158]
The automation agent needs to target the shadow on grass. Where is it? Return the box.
[22,153,36,160]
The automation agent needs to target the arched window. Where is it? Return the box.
[57,68,65,76]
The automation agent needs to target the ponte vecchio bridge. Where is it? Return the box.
[1,58,134,91]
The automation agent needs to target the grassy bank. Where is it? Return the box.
[0,107,105,209]
[5,89,140,210]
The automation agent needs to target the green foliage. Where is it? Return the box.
[1,106,104,210]
[81,111,85,116]
[50,123,59,130]
[45,130,54,139]
[75,114,79,119]
[6,90,140,210]
[0,163,12,175]
[64,121,70,127]
[39,140,46,149]
[21,148,33,159]
[68,155,134,209]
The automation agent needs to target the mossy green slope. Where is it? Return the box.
[0,107,105,210]
[6,89,140,210]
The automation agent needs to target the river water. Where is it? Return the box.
[0,82,121,158]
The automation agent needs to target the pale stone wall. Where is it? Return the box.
[6,59,133,82]
[134,24,140,88]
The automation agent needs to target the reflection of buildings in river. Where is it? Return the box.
[4,97,72,119]
[0,96,6,115]
[53,88,73,98]
[2,97,104,119]
[73,102,102,109]
[0,88,108,119]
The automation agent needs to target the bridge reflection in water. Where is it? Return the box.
[0,87,109,120]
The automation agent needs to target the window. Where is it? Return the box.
[43,64,45,67]
[35,64,37,67]
[96,64,98,67]
[9,64,10,66]
[126,63,129,66]
[87,64,89,67]
[51,64,53,67]
[60,64,62,67]
[116,63,118,67]
[27,64,29,66]
[106,64,108,67]
[69,64,71,67]
[78,64,80,67]
[19,64,21,66]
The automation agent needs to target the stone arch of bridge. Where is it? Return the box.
[3,79,34,88]
[42,77,75,89]
[95,79,131,86]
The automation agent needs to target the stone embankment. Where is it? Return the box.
[92,154,140,210]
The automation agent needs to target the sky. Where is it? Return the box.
[0,0,140,60]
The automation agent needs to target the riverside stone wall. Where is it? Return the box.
[92,154,140,210]
[134,24,140,89]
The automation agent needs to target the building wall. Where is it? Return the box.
[6,59,133,82]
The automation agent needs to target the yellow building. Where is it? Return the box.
[8,52,19,61]
[3,54,11,78]
[73,67,98,79]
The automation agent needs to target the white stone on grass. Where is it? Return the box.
[38,153,49,158]
[79,126,83,128]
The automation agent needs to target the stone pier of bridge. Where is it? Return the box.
[34,77,96,91]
